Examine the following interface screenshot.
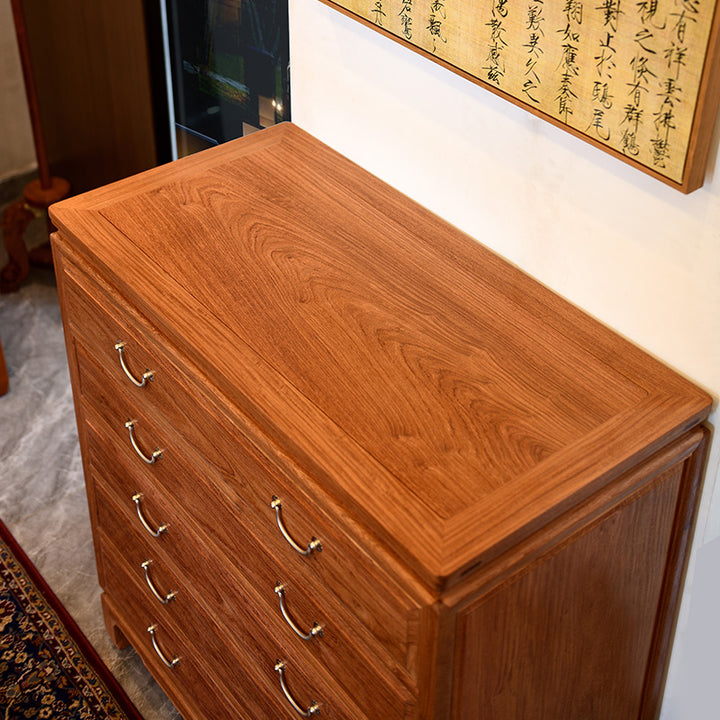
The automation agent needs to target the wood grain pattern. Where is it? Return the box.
[441,428,709,608]
[50,124,712,720]
[100,556,276,720]
[638,427,710,720]
[100,594,129,651]
[678,0,720,192]
[100,517,397,720]
[49,124,711,586]
[87,417,416,714]
[21,0,157,193]
[67,270,424,675]
[59,234,440,588]
[98,145,643,512]
[453,462,683,720]
[51,247,108,586]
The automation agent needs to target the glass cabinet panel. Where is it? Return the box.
[165,0,290,157]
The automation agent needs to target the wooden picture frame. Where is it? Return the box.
[322,0,720,192]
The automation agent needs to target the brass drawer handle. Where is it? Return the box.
[271,496,322,556]
[142,560,177,605]
[114,341,154,388]
[274,584,323,641]
[132,493,168,538]
[125,420,162,464]
[274,660,320,716]
[147,624,180,668]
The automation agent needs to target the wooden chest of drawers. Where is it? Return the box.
[50,123,711,720]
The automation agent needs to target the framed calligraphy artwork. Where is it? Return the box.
[321,0,720,192]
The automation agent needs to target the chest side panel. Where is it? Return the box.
[451,452,692,720]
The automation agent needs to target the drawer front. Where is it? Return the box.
[98,498,400,720]
[99,545,287,720]
[67,289,422,677]
[88,419,415,718]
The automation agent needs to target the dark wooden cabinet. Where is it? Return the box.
[20,0,160,194]
[50,123,711,719]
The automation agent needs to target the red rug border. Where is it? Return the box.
[0,517,146,720]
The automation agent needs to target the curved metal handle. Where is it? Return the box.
[125,420,162,464]
[274,584,323,641]
[115,341,154,387]
[271,497,322,556]
[132,493,168,538]
[142,560,177,604]
[147,624,180,668]
[274,661,320,716]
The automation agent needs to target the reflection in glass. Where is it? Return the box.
[166,0,290,157]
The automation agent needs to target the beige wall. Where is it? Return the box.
[288,0,720,717]
[0,0,36,183]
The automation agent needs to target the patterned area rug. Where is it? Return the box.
[0,519,144,719]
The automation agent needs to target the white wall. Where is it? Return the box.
[0,0,36,183]
[288,0,720,716]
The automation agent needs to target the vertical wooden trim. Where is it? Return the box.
[51,236,106,584]
[682,1,720,192]
[100,591,130,650]
[639,426,711,720]
[415,602,456,720]
[51,238,87,452]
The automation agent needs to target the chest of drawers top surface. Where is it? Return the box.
[50,122,711,588]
